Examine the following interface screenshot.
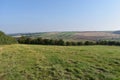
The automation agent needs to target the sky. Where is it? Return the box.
[0,0,120,33]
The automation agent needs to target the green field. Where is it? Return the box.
[0,44,120,80]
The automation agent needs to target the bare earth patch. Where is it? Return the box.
[0,48,3,51]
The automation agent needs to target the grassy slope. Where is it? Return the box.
[32,32,76,41]
[0,44,120,80]
[0,31,17,44]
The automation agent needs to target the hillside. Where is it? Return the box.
[0,31,17,44]
[113,31,120,34]
[0,44,120,80]
[10,31,120,41]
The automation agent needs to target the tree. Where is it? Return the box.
[77,42,83,45]
[49,39,55,45]
[36,37,43,44]
[25,38,32,44]
[57,39,65,45]
[17,36,27,44]
[84,41,94,45]
[71,42,77,46]
[66,41,71,46]
[43,39,50,45]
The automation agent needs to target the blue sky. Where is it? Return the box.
[0,0,120,33]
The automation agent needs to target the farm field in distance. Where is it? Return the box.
[0,44,120,80]
[10,31,120,41]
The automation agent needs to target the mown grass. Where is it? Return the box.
[0,44,120,80]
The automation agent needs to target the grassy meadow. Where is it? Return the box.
[0,44,120,80]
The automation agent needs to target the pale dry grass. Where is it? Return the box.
[75,31,120,37]
[0,47,3,51]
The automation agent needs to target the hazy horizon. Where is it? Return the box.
[1,28,120,34]
[1,0,120,33]
[1,29,120,34]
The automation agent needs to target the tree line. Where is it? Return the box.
[17,36,120,46]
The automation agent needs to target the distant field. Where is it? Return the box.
[0,44,120,80]
[10,31,120,41]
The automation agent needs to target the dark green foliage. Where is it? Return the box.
[57,39,65,45]
[0,31,17,45]
[96,40,120,46]
[18,37,65,46]
[43,39,50,45]
[77,42,83,45]
[17,36,120,46]
[17,36,26,43]
[71,42,77,46]
[49,39,55,45]
[66,41,72,46]
[96,40,108,45]
[84,41,95,45]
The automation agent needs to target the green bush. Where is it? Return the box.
[0,31,17,45]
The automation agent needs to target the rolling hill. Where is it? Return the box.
[10,31,120,41]
[113,31,120,34]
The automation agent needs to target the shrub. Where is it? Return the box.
[0,31,17,45]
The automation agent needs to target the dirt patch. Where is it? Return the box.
[0,48,3,51]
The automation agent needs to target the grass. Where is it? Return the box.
[0,44,120,80]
